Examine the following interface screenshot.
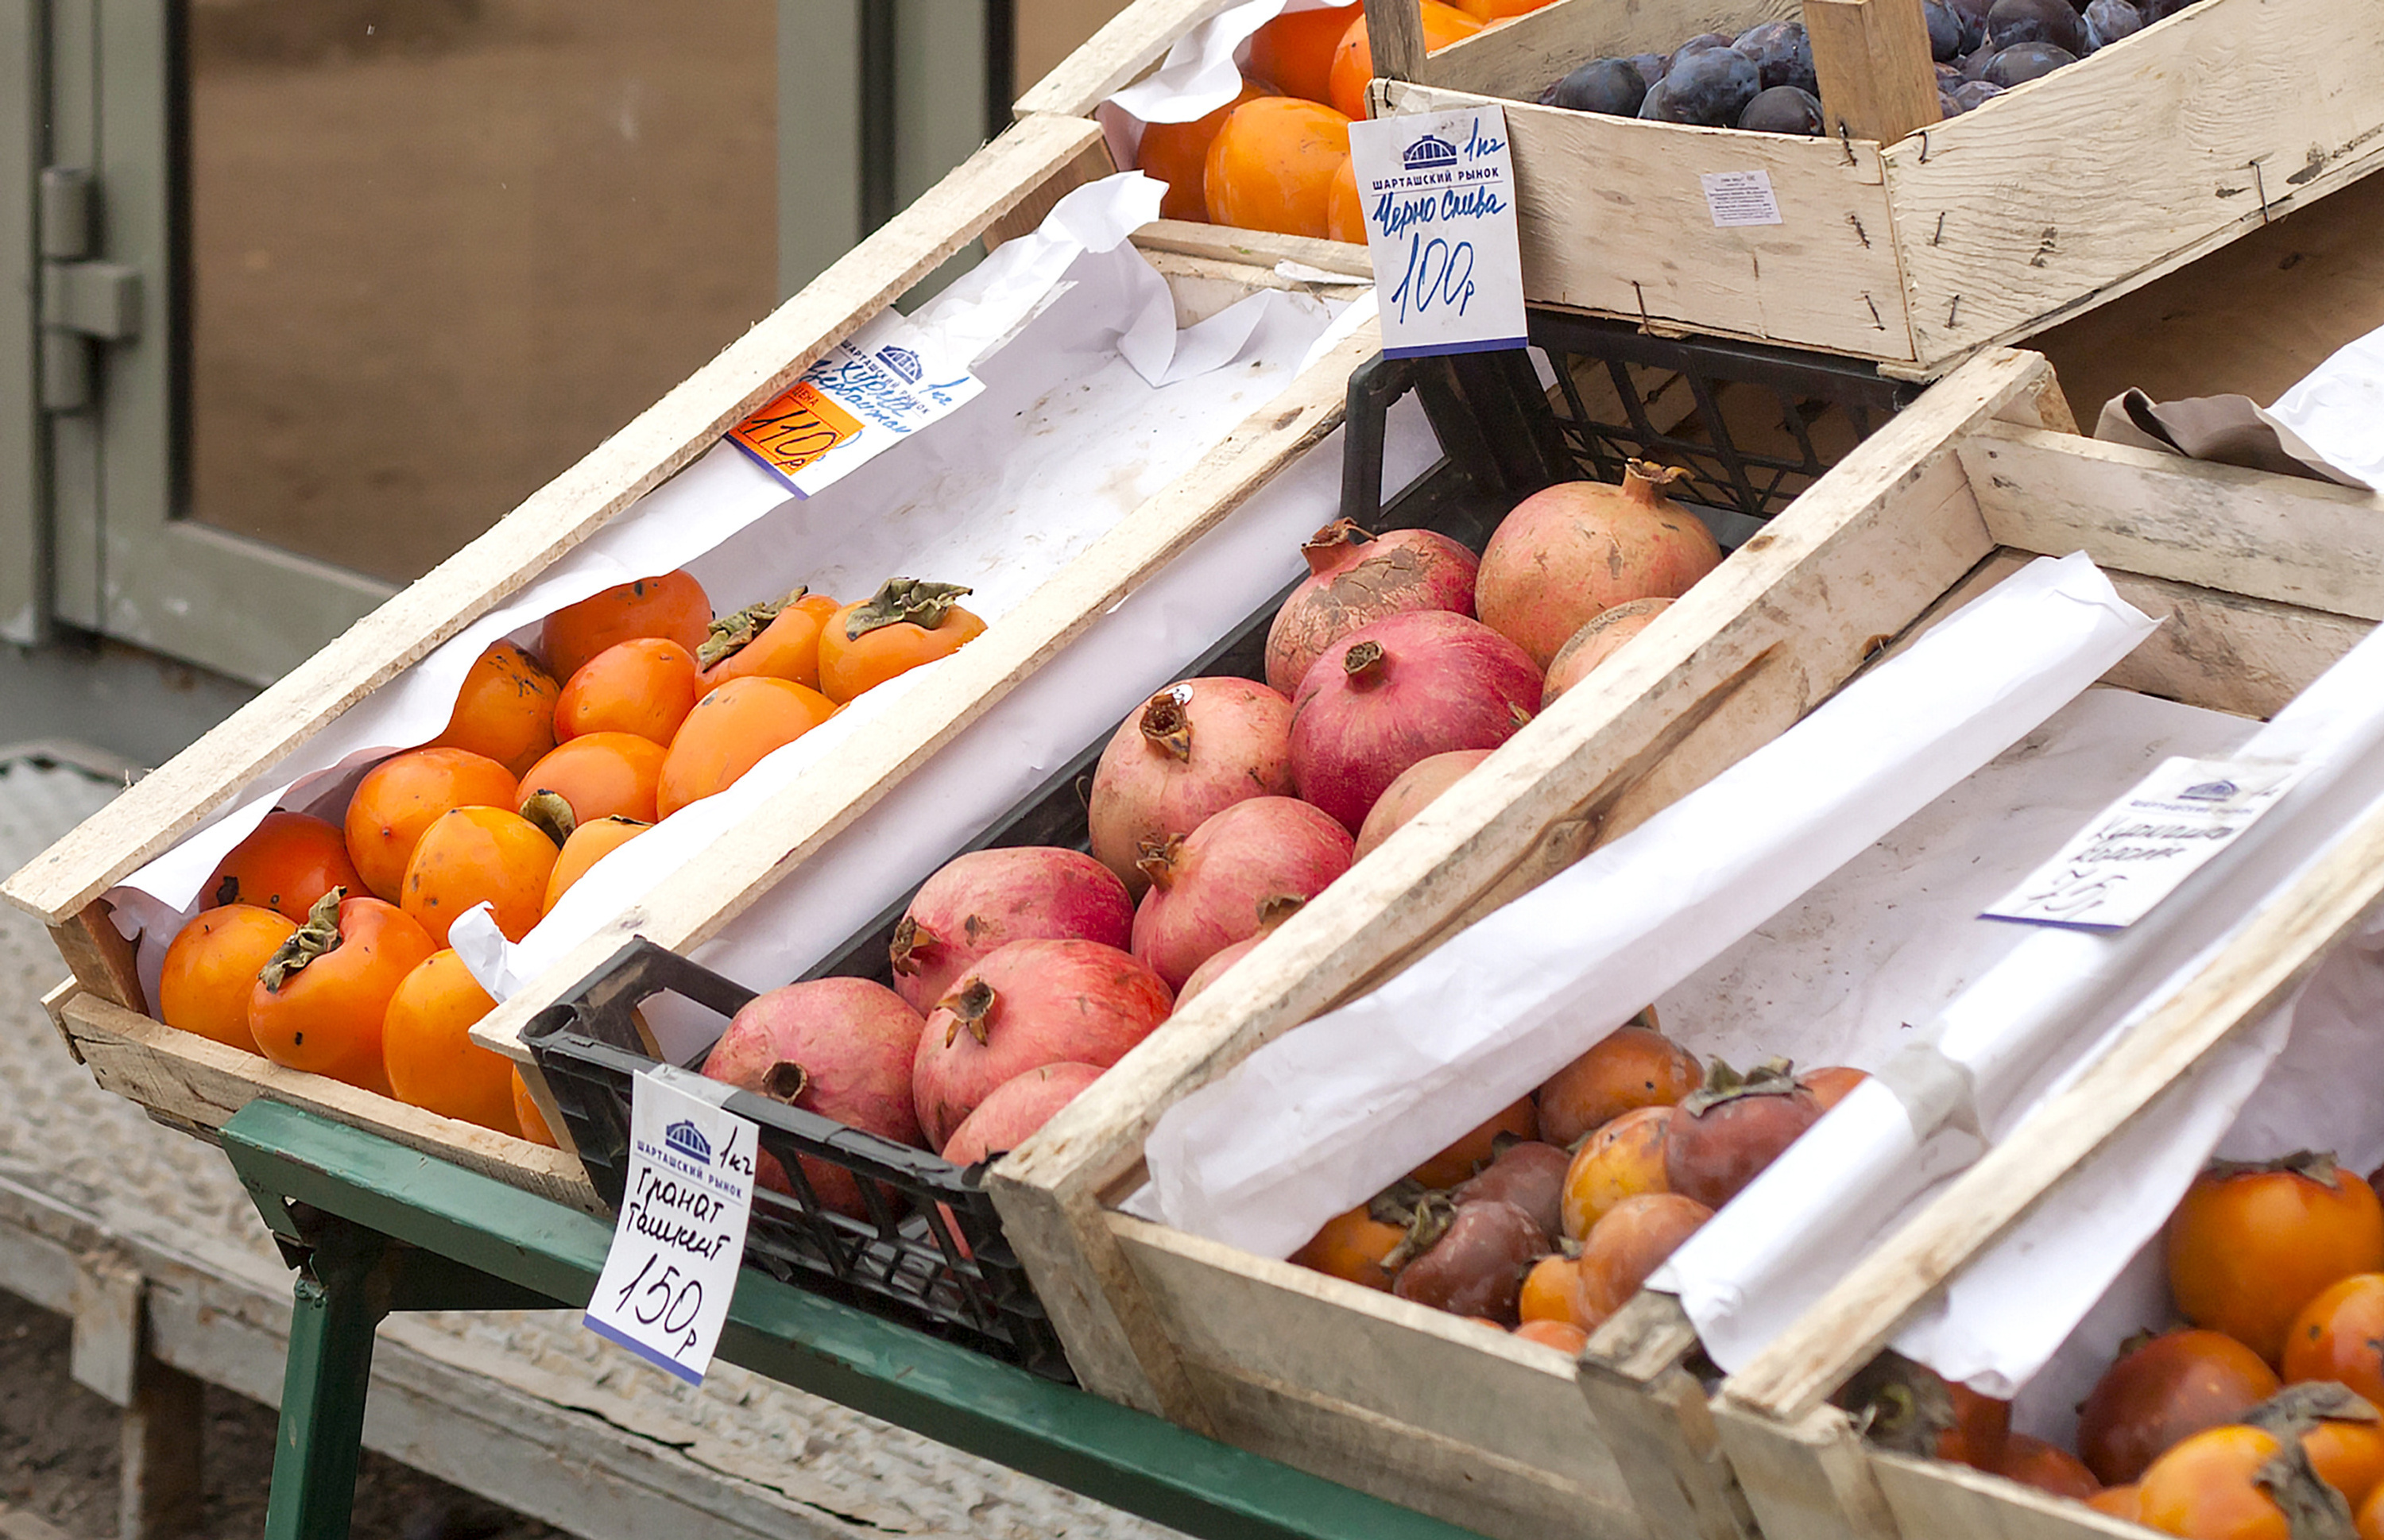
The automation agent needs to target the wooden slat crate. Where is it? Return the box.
[2,112,1384,1206]
[985,348,2384,1539]
[1363,0,2384,375]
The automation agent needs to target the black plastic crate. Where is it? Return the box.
[524,939,1074,1380]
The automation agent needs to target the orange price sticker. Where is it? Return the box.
[729,381,865,486]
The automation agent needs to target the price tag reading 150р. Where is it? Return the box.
[583,1069,758,1384]
[1346,105,1528,359]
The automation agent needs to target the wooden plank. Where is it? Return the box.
[1014,0,1250,118]
[1384,80,1916,361]
[41,977,83,1064]
[1418,0,1801,96]
[1139,248,1372,326]
[1804,0,1940,146]
[1710,1400,1902,1540]
[985,130,1119,250]
[1869,1450,2142,1540]
[1577,1294,1759,1540]
[1961,422,2384,620]
[1363,0,1428,84]
[1723,778,2384,1422]
[121,1356,205,1540]
[68,1253,143,1406]
[989,346,2064,1430]
[0,113,1109,927]
[1888,0,2384,368]
[51,902,145,1014]
[1112,1213,1639,1503]
[57,992,598,1213]
[1131,219,1374,278]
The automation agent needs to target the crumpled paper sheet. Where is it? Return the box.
[1097,0,1357,165]
[102,172,1347,1010]
[1143,553,2158,1259]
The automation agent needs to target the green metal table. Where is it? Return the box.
[219,1100,1490,1540]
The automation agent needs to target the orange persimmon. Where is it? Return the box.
[816,579,986,704]
[698,590,841,696]
[554,637,700,745]
[543,814,649,914]
[382,949,517,1135]
[343,748,521,903]
[1326,4,1481,121]
[1137,76,1272,222]
[431,640,559,779]
[540,571,710,683]
[1203,96,1353,241]
[656,677,837,818]
[400,804,563,946]
[248,892,437,1095]
[203,811,364,923]
[158,904,296,1054]
[515,733,666,826]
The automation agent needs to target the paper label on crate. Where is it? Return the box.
[1982,756,2309,931]
[1700,170,1782,228]
[728,311,984,496]
[583,1068,757,1384]
[1346,106,1527,359]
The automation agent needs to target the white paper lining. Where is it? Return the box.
[101,173,1356,1010]
[1094,0,1359,166]
[2260,321,2384,491]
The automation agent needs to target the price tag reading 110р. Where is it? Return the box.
[1346,105,1528,359]
[583,1068,758,1384]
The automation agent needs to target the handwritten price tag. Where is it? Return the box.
[729,381,864,484]
[1982,756,2308,931]
[583,1069,758,1384]
[727,311,985,497]
[1347,106,1528,359]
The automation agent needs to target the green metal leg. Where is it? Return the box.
[263,1224,395,1540]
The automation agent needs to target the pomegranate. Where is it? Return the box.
[701,977,926,1217]
[1088,679,1297,900]
[1544,598,1674,702]
[1175,894,1304,1005]
[1132,797,1353,991]
[912,938,1172,1149]
[1664,1059,1823,1209]
[1288,610,1542,834]
[888,846,1132,1013]
[939,1061,1105,1167]
[1353,748,1492,860]
[1390,1197,1546,1324]
[1264,520,1480,697]
[1476,463,1721,669]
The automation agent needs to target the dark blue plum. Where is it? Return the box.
[1935,60,1965,88]
[1627,51,1670,84]
[1732,20,1818,94]
[1982,39,2075,83]
[1674,31,1737,55]
[1951,79,2007,110]
[1959,44,1995,77]
[1637,78,1674,118]
[1647,44,1760,126]
[1922,1,1964,59]
[1949,0,1994,48]
[1987,0,2084,53]
[2080,0,2142,48]
[1738,85,1822,134]
[1547,57,1650,115]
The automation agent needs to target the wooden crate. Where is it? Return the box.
[984,347,2384,1539]
[1359,0,2384,376]
[2,112,1384,1205]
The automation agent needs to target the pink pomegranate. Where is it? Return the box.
[1088,678,1297,900]
[1476,464,1720,669]
[701,977,926,1216]
[940,1062,1106,1167]
[1545,598,1673,702]
[1265,520,1480,697]
[912,938,1173,1149]
[1174,894,1305,1005]
[1288,611,1542,834]
[889,846,1133,1013]
[1353,748,1492,860]
[1132,798,1353,991]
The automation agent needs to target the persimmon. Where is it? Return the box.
[698,590,841,696]
[817,579,987,704]
[656,676,838,817]
[1138,77,1272,222]
[1538,1023,1701,1146]
[2088,1485,2144,1523]
[2138,1424,2312,1540]
[1995,1434,2099,1500]
[1514,1318,1590,1353]
[248,892,437,1095]
[1325,5,1482,121]
[1937,1383,2013,1472]
[2080,1329,2281,1485]
[1326,153,1364,243]
[2362,1477,2384,1540]
[1519,1253,1579,1324]
[343,748,521,902]
[1560,1105,1672,1240]
[1203,97,1353,241]
[203,811,363,923]
[1801,1065,1870,1112]
[543,814,648,914]
[2301,1412,2384,1508]
[1408,1095,1537,1187]
[1574,1193,1709,1328]
[553,637,699,747]
[400,803,563,946]
[1289,1203,1406,1290]
[1452,0,1554,17]
[158,904,296,1053]
[431,640,558,778]
[512,1068,557,1147]
[539,571,710,683]
[2169,1154,2384,1364]
[1246,3,1352,104]
[515,732,666,825]
[2285,1275,2384,1407]
[382,950,516,1134]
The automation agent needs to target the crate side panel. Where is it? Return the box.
[1871,1451,2144,1540]
[1420,0,1802,97]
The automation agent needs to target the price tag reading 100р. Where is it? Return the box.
[1347,104,1529,359]
[583,1069,758,1384]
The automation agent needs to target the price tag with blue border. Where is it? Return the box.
[583,1068,757,1384]
[1346,105,1527,359]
